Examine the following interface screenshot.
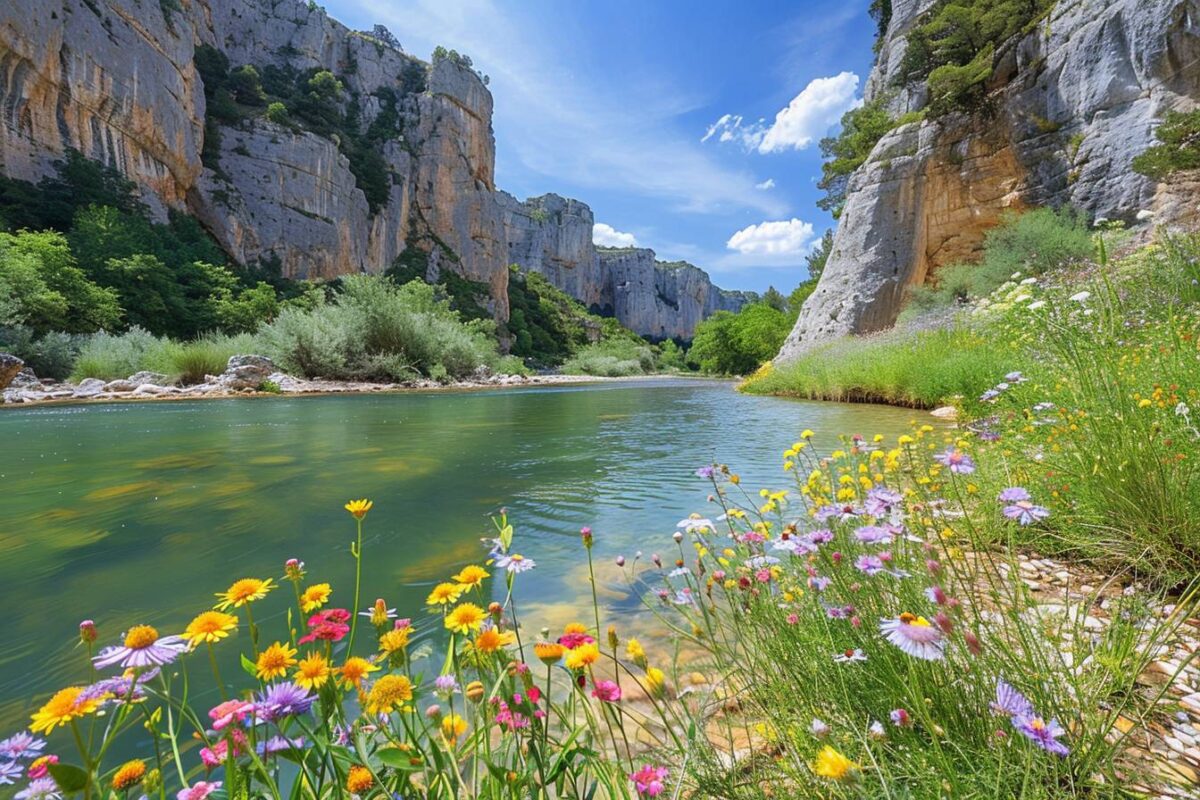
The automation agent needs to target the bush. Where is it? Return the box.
[71,327,179,382]
[170,333,260,385]
[0,325,80,380]
[688,303,792,375]
[560,339,655,377]
[1131,108,1200,180]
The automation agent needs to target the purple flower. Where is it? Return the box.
[0,761,23,785]
[15,777,60,800]
[980,389,1001,402]
[494,553,536,573]
[806,529,834,545]
[854,526,893,546]
[810,718,830,738]
[808,575,831,592]
[93,628,188,670]
[998,487,1031,503]
[434,675,461,696]
[629,764,669,797]
[889,708,910,727]
[814,504,859,523]
[991,679,1034,718]
[933,448,975,474]
[1003,500,1050,526]
[0,733,45,761]
[864,487,903,517]
[256,736,303,757]
[772,538,812,556]
[854,555,885,576]
[880,614,946,660]
[1014,715,1069,756]
[255,683,315,722]
[81,669,158,704]
[695,466,716,479]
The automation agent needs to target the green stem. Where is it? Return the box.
[207,642,228,701]
[347,517,364,655]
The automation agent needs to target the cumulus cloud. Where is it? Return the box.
[755,178,776,190]
[703,72,862,155]
[726,218,817,257]
[593,223,638,247]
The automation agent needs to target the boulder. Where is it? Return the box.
[127,371,170,386]
[9,368,41,388]
[215,355,278,391]
[930,406,959,419]
[74,378,107,397]
[0,353,25,390]
[104,379,138,393]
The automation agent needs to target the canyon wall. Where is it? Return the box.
[779,0,1200,359]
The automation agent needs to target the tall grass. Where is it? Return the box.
[561,339,656,377]
[70,329,260,384]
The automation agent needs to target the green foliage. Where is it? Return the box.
[560,339,655,377]
[0,230,122,334]
[818,100,907,216]
[228,65,266,106]
[805,228,834,280]
[169,333,259,385]
[688,303,791,375]
[70,326,178,381]
[760,286,787,312]
[0,326,80,380]
[1131,109,1200,180]
[265,101,290,125]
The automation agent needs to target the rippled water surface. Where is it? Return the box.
[0,379,923,732]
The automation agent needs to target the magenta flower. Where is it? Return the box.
[208,700,254,731]
[934,448,975,474]
[880,614,946,660]
[177,781,222,800]
[591,680,622,703]
[629,764,669,797]
[889,708,911,727]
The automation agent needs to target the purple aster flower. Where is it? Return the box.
[854,526,893,545]
[864,487,903,517]
[0,761,23,785]
[808,575,831,592]
[255,682,315,722]
[81,668,159,704]
[1003,500,1050,526]
[772,538,813,556]
[15,777,61,800]
[494,553,536,573]
[92,627,188,670]
[855,555,885,576]
[434,675,461,697]
[695,465,716,479]
[991,679,1034,718]
[0,733,45,761]
[998,487,1031,503]
[257,735,303,756]
[806,529,834,546]
[1014,715,1070,756]
[880,613,946,660]
[824,603,853,620]
[933,448,976,474]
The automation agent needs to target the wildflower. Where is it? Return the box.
[0,761,21,785]
[854,525,893,545]
[111,758,147,790]
[337,657,379,690]
[834,648,867,663]
[534,642,565,665]
[345,765,373,794]
[451,564,490,589]
[868,721,886,740]
[643,667,666,698]
[27,755,56,779]
[964,630,983,656]
[0,732,45,761]
[344,499,373,520]
[444,603,487,635]
[564,643,600,670]
[365,675,413,715]
[293,653,332,690]
[208,700,254,731]
[299,583,332,612]
[864,487,903,516]
[695,465,716,478]
[255,642,298,681]
[378,626,410,655]
[361,598,396,626]
[474,627,515,654]
[809,718,830,738]
[93,625,188,670]
[1003,498,1051,526]
[629,764,669,797]
[298,609,350,644]
[626,638,647,667]
[933,448,975,474]
[255,683,315,721]
[441,713,468,744]
[581,526,594,548]
[615,555,626,567]
[434,675,461,697]
[1014,715,1070,756]
[880,613,946,660]
[30,687,104,733]
[494,553,536,573]
[812,745,858,781]
[78,620,97,645]
[215,578,275,610]
[854,555,885,576]
[426,583,463,606]
[14,777,60,800]
[177,781,221,800]
[991,679,1034,718]
[677,516,715,533]
[558,624,596,650]
[181,611,238,647]
[283,558,305,581]
[257,736,302,757]
[890,708,911,727]
[924,585,949,605]
[592,680,622,702]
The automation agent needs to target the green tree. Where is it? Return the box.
[266,101,290,125]
[818,100,897,216]
[761,286,787,312]
[229,65,266,106]
[806,228,834,281]
[0,230,121,333]
[1132,109,1200,180]
[688,303,790,375]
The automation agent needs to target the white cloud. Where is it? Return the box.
[755,178,776,190]
[702,72,862,155]
[726,218,817,257]
[593,223,638,247]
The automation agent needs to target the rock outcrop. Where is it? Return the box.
[499,192,750,339]
[779,0,1200,360]
[0,353,23,390]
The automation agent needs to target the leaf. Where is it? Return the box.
[374,748,422,771]
[239,653,258,679]
[47,762,90,793]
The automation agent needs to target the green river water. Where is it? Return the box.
[0,378,922,738]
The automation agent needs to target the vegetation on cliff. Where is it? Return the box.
[1132,108,1200,181]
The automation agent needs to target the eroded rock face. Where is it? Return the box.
[778,0,1200,360]
[0,354,24,390]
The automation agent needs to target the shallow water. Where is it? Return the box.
[0,378,923,734]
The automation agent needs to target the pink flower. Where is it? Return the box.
[754,568,772,583]
[558,632,595,650]
[298,608,350,644]
[592,680,622,703]
[786,614,799,625]
[630,764,669,797]
[208,700,254,731]
[178,781,222,800]
[200,730,247,767]
[28,754,57,779]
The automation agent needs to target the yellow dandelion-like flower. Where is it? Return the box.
[444,603,487,635]
[30,686,104,734]
[626,638,647,667]
[215,577,275,610]
[365,674,412,715]
[441,713,468,744]
[643,667,666,698]
[112,759,147,790]
[337,657,380,690]
[564,643,600,671]
[812,745,858,781]
[378,627,411,655]
[534,642,565,665]
[563,622,588,635]
[451,564,490,588]
[344,499,373,520]
[181,611,238,647]
[345,765,373,794]
[255,641,298,681]
[293,652,332,690]
[473,627,515,654]
[299,583,332,613]
[426,582,463,606]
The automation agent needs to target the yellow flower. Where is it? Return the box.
[112,759,147,790]
[534,642,565,665]
[441,713,468,744]
[563,622,588,635]
[1138,398,1153,408]
[365,674,413,714]
[345,765,373,793]
[378,627,411,654]
[300,583,332,613]
[255,641,298,681]
[643,667,666,698]
[801,429,814,439]
[337,657,380,690]
[474,628,516,654]
[294,652,332,690]
[182,611,238,647]
[444,603,487,635]
[626,638,647,667]
[215,577,275,610]
[564,643,600,670]
[344,498,373,520]
[812,745,858,781]
[30,686,104,733]
[451,564,490,588]
[426,582,463,606]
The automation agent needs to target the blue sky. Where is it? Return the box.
[326,0,877,293]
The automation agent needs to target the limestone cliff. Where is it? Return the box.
[499,192,750,339]
[779,0,1200,359]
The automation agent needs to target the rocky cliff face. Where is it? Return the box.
[499,192,749,339]
[779,0,1200,360]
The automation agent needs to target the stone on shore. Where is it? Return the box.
[215,355,277,390]
[0,353,24,390]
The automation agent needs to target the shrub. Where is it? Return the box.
[688,303,792,375]
[170,333,260,385]
[560,339,655,377]
[0,325,80,380]
[70,327,178,382]
[1131,108,1200,180]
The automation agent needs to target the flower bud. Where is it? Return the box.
[607,625,619,650]
[79,619,97,645]
[465,681,485,702]
[673,531,683,543]
[425,704,441,720]
[284,558,306,581]
[488,602,503,618]
[580,526,593,549]
[615,555,626,567]
[652,553,662,568]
